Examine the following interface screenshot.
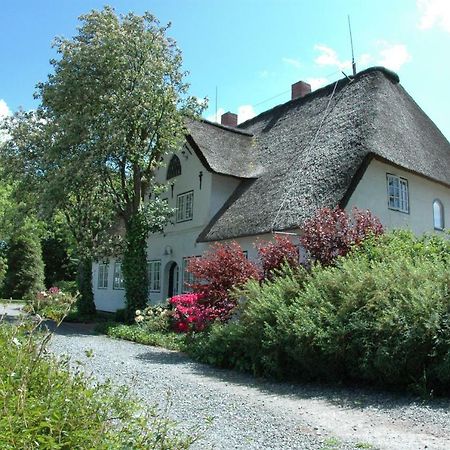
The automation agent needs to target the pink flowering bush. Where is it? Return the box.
[169,293,217,333]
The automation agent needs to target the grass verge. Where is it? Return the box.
[96,322,186,351]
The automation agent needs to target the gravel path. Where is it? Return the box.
[46,322,450,450]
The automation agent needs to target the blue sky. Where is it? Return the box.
[1,0,450,139]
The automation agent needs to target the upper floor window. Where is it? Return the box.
[148,260,161,292]
[98,262,109,289]
[167,155,181,180]
[387,174,409,213]
[433,199,445,230]
[176,191,194,222]
[113,261,124,290]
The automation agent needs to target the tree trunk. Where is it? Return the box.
[76,258,96,315]
[122,213,148,322]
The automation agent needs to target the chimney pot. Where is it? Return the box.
[221,111,238,127]
[291,81,311,100]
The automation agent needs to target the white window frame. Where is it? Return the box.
[176,191,194,222]
[182,256,201,293]
[387,174,409,213]
[113,261,124,290]
[97,262,109,289]
[433,199,445,230]
[148,260,161,292]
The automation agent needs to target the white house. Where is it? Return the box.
[94,67,450,312]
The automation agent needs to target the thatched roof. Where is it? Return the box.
[189,67,450,242]
[186,119,263,178]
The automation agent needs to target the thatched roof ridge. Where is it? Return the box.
[195,67,450,242]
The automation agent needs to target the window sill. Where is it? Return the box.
[388,207,410,215]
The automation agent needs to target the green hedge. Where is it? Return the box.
[186,231,450,393]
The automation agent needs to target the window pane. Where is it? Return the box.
[433,200,444,229]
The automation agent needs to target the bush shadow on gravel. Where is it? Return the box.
[134,348,450,415]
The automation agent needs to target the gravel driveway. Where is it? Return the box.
[45,321,450,450]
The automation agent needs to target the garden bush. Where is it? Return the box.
[0,319,199,449]
[186,231,450,393]
[135,303,172,333]
[300,206,384,265]
[24,286,77,322]
[188,242,259,321]
[255,235,299,279]
[2,230,45,299]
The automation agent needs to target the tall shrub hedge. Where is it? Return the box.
[187,231,450,393]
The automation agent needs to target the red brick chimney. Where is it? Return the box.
[291,81,311,100]
[221,111,238,127]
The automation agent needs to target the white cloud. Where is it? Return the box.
[237,105,256,123]
[258,69,270,79]
[306,77,328,91]
[0,99,11,119]
[358,53,373,67]
[417,0,450,33]
[282,57,302,69]
[377,42,412,71]
[314,45,351,70]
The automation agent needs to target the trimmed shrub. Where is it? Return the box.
[300,207,383,266]
[255,235,299,279]
[188,242,259,321]
[2,230,45,299]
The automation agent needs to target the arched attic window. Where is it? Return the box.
[166,154,181,180]
[433,199,445,230]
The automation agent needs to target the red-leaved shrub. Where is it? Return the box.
[256,235,299,279]
[300,207,383,266]
[187,242,259,321]
[169,293,214,333]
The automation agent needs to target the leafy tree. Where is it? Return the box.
[1,7,203,316]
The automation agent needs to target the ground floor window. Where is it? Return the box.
[433,199,445,230]
[148,260,161,292]
[182,256,200,293]
[113,261,124,290]
[97,262,109,289]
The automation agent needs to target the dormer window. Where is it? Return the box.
[433,199,445,230]
[167,154,181,180]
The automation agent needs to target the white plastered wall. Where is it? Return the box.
[346,159,450,234]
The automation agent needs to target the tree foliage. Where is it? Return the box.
[1,7,204,315]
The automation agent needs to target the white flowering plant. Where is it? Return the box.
[134,303,172,333]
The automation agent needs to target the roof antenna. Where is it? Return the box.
[348,15,356,76]
[215,86,218,123]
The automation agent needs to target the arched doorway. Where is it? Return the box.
[166,261,180,298]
